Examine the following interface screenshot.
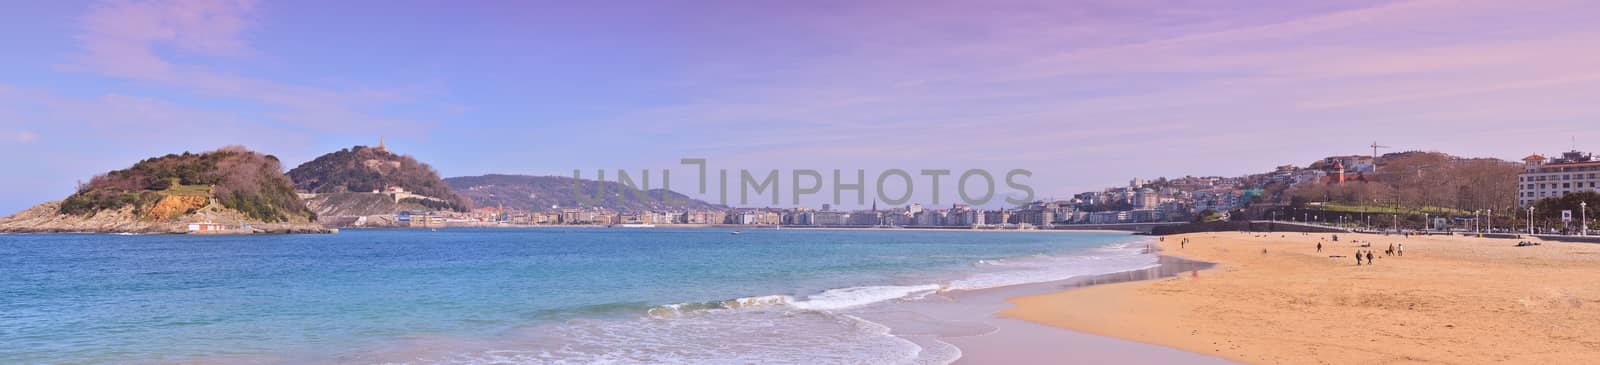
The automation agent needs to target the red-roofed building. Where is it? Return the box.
[1519,150,1599,206]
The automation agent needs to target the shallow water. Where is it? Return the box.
[0,228,1155,364]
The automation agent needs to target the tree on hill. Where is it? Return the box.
[1288,151,1520,215]
[58,146,314,222]
[287,146,470,212]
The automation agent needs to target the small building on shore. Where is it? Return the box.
[187,222,229,232]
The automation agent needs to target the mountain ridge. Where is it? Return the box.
[445,174,726,212]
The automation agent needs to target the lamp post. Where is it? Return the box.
[1487,209,1492,234]
[1583,202,1589,236]
[1528,206,1535,235]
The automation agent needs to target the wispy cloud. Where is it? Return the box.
[14,131,38,143]
[604,0,1600,163]
[64,0,431,133]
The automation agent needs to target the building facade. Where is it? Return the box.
[1519,150,1600,207]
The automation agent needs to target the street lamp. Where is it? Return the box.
[1487,209,1492,234]
[1583,202,1589,236]
[1474,210,1480,235]
[1528,206,1535,235]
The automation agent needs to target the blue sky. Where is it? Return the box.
[3,0,1600,213]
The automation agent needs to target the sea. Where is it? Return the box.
[0,228,1159,364]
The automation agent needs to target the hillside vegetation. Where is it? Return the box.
[287,146,470,212]
[1288,151,1521,215]
[58,146,313,222]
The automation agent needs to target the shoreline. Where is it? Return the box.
[0,225,336,235]
[1001,231,1600,364]
[824,233,1235,364]
[366,223,1141,233]
[911,252,1232,364]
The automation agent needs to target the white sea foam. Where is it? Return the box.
[395,309,947,365]
[946,242,1159,291]
[646,294,795,318]
[791,284,944,311]
[648,283,945,318]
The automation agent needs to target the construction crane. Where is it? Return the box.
[1369,141,1391,173]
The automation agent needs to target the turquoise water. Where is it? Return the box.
[0,228,1150,364]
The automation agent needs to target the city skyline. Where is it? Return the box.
[5,0,1600,214]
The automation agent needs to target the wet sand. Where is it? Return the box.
[1004,232,1600,364]
[855,254,1233,364]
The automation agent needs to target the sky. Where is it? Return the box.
[2,0,1600,213]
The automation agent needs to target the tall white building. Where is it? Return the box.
[1518,150,1600,207]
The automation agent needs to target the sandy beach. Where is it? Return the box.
[1004,232,1600,364]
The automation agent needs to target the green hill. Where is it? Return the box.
[58,146,313,222]
[287,145,470,212]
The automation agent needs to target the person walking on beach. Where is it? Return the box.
[1356,250,1363,265]
[1398,243,1404,256]
[1181,239,1187,249]
[1367,250,1375,264]
[1317,242,1322,253]
[1388,243,1395,256]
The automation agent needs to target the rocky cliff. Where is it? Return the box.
[0,200,329,234]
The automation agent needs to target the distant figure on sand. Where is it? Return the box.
[1398,243,1404,256]
[1367,251,1375,264]
[1356,250,1363,265]
[1317,242,1322,253]
[1181,239,1187,249]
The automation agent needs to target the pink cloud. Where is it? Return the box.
[65,0,430,133]
[74,0,255,79]
[14,131,39,143]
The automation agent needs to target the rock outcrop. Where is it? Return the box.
[0,200,332,234]
[144,195,209,221]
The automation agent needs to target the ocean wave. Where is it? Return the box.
[945,242,1158,291]
[393,309,945,365]
[646,294,795,318]
[648,283,944,318]
[791,284,943,311]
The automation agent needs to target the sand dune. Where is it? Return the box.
[1004,232,1600,364]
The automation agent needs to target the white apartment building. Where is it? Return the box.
[1519,150,1600,207]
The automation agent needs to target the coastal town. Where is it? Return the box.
[382,146,1596,236]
